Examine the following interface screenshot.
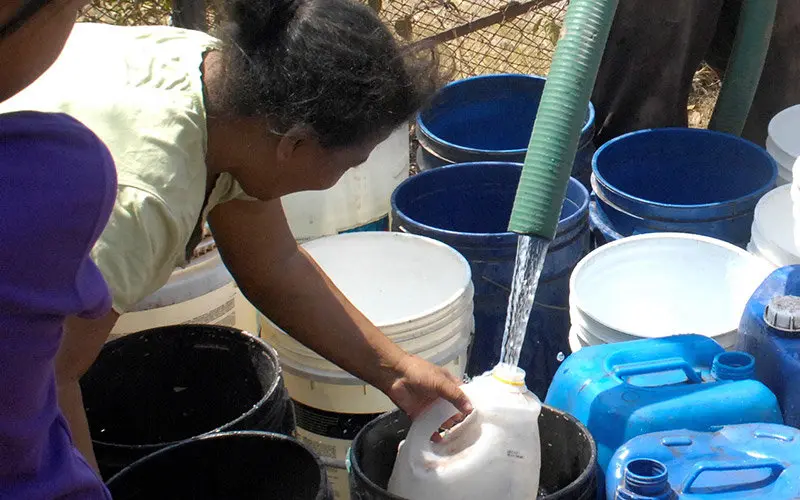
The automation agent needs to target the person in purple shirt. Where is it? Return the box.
[1,1,115,498]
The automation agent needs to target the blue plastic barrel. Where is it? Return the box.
[415,74,596,187]
[591,128,777,248]
[737,266,800,427]
[390,162,590,398]
[607,424,800,499]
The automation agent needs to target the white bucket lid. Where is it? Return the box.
[750,185,800,267]
[569,233,774,342]
[302,232,473,329]
[768,104,800,158]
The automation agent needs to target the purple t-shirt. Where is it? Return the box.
[0,111,117,499]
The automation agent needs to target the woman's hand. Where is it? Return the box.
[381,353,473,420]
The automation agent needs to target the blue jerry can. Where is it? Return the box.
[736,265,800,427]
[545,334,783,472]
[607,424,800,499]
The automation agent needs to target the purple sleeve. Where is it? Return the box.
[0,111,117,318]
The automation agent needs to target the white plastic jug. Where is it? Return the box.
[388,364,542,500]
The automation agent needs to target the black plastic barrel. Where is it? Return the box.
[107,431,332,499]
[81,325,295,479]
[349,406,598,500]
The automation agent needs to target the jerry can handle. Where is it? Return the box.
[613,357,702,383]
[682,459,786,493]
[403,398,460,457]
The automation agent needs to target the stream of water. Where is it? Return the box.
[499,235,550,368]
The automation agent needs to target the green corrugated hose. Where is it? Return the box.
[509,0,777,238]
[709,0,778,135]
[507,0,619,237]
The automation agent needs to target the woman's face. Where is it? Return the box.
[237,128,393,200]
[0,0,89,102]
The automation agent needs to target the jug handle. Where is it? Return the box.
[682,459,786,493]
[404,399,460,456]
[613,357,702,383]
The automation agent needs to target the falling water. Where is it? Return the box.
[499,235,550,368]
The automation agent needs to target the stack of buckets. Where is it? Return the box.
[748,104,800,267]
[765,104,800,185]
[344,75,795,499]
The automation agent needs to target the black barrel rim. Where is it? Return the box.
[106,431,330,500]
[88,325,284,451]
[349,406,598,499]
[541,406,598,498]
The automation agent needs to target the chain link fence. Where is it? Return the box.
[79,0,566,77]
[79,1,171,26]
[79,0,718,128]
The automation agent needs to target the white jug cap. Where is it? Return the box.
[765,296,800,334]
[492,364,526,386]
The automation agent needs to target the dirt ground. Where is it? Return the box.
[689,65,722,129]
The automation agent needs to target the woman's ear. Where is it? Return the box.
[276,125,320,167]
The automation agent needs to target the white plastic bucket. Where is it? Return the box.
[766,136,794,186]
[748,185,800,268]
[280,126,410,243]
[569,233,774,352]
[767,104,800,185]
[258,232,474,499]
[233,288,260,335]
[110,241,237,340]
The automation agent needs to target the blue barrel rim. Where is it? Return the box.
[416,73,596,156]
[391,161,590,241]
[88,325,284,452]
[592,128,778,215]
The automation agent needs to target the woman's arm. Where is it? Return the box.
[209,199,472,418]
[55,311,119,472]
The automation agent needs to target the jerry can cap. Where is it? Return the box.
[764,295,800,334]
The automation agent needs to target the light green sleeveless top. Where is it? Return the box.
[0,23,250,313]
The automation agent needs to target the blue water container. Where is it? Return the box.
[737,266,800,427]
[590,128,777,248]
[545,334,783,472]
[390,162,590,398]
[415,74,596,187]
[607,424,800,499]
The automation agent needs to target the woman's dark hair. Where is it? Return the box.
[217,0,442,148]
